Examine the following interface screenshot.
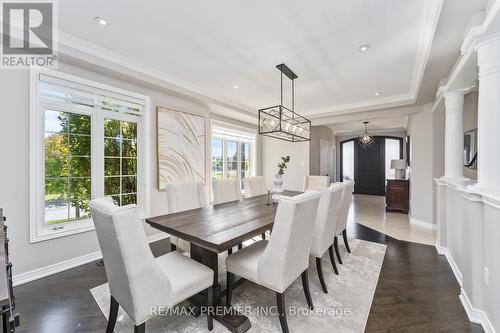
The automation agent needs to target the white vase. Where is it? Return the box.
[272,174,284,202]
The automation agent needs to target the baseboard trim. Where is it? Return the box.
[443,247,463,287]
[435,240,446,255]
[13,233,170,286]
[410,218,437,230]
[460,289,496,333]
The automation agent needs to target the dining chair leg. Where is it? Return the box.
[334,236,343,264]
[106,296,119,333]
[262,233,266,240]
[342,229,351,253]
[226,272,233,307]
[315,257,328,294]
[134,323,145,333]
[238,243,243,250]
[276,292,289,333]
[206,287,214,331]
[301,270,314,310]
[328,245,339,275]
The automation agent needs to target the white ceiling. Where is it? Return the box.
[56,0,488,132]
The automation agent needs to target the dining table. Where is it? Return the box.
[146,190,301,333]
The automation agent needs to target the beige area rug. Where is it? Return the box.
[90,239,386,333]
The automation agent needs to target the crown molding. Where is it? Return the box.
[304,0,443,120]
[47,0,442,122]
[56,31,259,121]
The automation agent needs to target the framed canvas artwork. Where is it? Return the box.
[156,106,206,189]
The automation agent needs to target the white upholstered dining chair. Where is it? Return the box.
[89,197,214,333]
[225,192,321,333]
[212,179,242,205]
[242,176,267,198]
[165,182,207,252]
[309,183,344,293]
[303,175,330,191]
[333,180,354,264]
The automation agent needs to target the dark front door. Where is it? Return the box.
[354,137,385,195]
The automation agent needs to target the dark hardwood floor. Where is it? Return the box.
[12,225,482,332]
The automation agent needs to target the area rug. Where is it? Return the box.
[90,239,386,333]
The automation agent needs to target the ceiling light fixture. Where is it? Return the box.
[258,64,311,142]
[359,45,371,52]
[358,121,375,149]
[233,85,239,89]
[374,92,382,96]
[94,17,108,26]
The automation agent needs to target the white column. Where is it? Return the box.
[476,35,500,193]
[443,91,465,179]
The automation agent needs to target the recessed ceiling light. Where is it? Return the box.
[94,17,108,26]
[374,92,382,96]
[359,45,371,52]
[233,85,239,89]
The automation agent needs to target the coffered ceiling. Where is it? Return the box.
[56,0,488,129]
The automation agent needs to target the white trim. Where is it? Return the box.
[435,240,446,255]
[436,245,463,287]
[13,233,169,286]
[444,248,463,287]
[460,289,497,333]
[410,217,437,230]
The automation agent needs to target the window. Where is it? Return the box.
[211,123,256,190]
[104,119,138,206]
[30,70,150,243]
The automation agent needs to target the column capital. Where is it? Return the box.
[476,33,500,77]
[443,90,466,110]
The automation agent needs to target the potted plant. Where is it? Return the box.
[272,156,290,201]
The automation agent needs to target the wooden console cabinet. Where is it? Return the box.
[386,179,409,213]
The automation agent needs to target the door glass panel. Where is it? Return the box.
[342,141,354,181]
[385,138,401,180]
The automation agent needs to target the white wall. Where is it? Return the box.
[262,137,309,191]
[408,105,435,225]
[0,61,260,280]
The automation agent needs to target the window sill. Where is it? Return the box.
[30,219,95,244]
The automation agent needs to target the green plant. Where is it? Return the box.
[276,155,291,175]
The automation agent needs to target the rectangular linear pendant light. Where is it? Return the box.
[258,64,311,142]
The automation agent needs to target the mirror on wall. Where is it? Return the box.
[464,129,477,170]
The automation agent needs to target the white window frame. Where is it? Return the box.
[29,69,151,243]
[210,120,256,195]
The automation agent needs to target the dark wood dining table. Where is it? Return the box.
[145,191,300,333]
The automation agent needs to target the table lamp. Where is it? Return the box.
[390,159,407,180]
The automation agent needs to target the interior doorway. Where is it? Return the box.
[340,136,403,195]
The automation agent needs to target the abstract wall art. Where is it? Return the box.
[156,106,205,189]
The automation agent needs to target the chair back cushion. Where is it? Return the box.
[336,180,354,233]
[257,192,321,292]
[243,176,267,198]
[212,179,242,205]
[165,182,207,213]
[310,183,345,257]
[90,197,171,323]
[303,175,330,191]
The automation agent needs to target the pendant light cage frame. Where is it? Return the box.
[358,121,375,149]
[258,64,311,142]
